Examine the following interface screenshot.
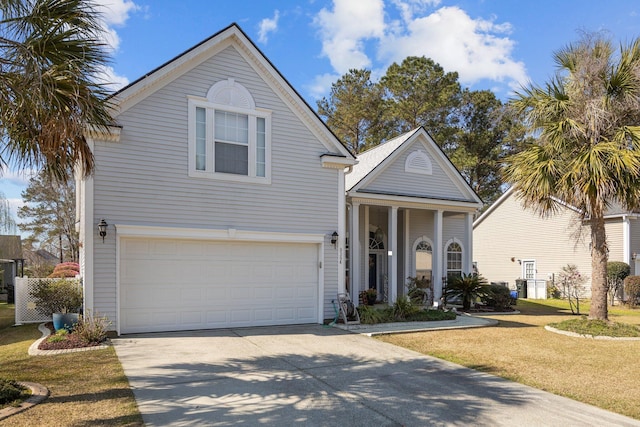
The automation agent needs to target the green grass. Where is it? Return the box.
[550,318,640,337]
[378,299,640,420]
[0,302,143,426]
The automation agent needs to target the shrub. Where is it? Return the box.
[623,275,640,307]
[29,279,83,316]
[607,262,630,305]
[357,305,389,324]
[557,264,588,315]
[481,284,512,311]
[0,379,28,406]
[392,296,419,319]
[547,282,561,299]
[74,311,111,344]
[48,262,80,278]
[445,273,489,310]
[48,329,69,343]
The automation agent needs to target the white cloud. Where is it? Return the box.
[0,164,36,187]
[314,0,386,73]
[258,10,280,43]
[95,0,140,51]
[307,72,342,100]
[381,6,528,88]
[311,1,528,97]
[96,65,130,90]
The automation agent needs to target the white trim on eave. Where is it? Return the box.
[112,24,353,160]
[352,129,481,205]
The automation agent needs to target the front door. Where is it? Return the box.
[369,251,387,301]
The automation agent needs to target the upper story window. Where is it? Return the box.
[189,78,271,183]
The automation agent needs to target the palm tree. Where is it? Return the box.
[504,33,640,321]
[0,0,114,179]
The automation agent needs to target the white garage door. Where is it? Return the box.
[120,237,319,333]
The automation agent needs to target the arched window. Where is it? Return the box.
[415,240,432,281]
[446,241,463,278]
[369,231,384,250]
[188,78,271,182]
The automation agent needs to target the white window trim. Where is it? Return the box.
[188,96,272,184]
[411,236,434,277]
[444,237,464,277]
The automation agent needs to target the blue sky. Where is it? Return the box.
[2,0,640,227]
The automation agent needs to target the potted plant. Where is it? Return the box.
[30,278,83,331]
[359,288,378,305]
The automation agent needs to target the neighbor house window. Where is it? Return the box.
[189,78,271,182]
[446,241,463,278]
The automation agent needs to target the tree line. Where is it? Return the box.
[316,56,533,206]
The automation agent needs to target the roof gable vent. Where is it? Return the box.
[405,150,432,175]
[206,78,255,109]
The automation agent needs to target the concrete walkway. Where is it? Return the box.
[113,322,640,427]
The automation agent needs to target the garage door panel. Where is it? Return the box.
[120,238,319,333]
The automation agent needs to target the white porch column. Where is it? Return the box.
[389,206,398,303]
[465,212,474,275]
[433,209,443,300]
[351,202,360,303]
[364,205,370,295]
[404,209,411,287]
[623,215,631,265]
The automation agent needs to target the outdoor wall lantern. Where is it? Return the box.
[98,219,108,242]
[331,231,339,247]
[633,252,637,260]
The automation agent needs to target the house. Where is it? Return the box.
[0,235,24,295]
[77,24,481,334]
[473,187,639,298]
[346,129,482,305]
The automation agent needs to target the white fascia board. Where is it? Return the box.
[321,155,357,169]
[348,192,481,212]
[115,224,325,244]
[473,186,514,228]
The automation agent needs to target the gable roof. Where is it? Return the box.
[474,186,640,228]
[0,235,22,261]
[346,127,482,206]
[111,23,354,161]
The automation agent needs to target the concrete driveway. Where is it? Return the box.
[113,325,640,426]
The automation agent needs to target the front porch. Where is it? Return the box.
[346,198,475,306]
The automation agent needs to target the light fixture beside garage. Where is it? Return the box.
[331,231,338,247]
[98,219,108,242]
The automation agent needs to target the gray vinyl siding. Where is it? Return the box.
[473,192,592,290]
[92,45,341,323]
[605,220,624,263]
[362,141,466,200]
[630,220,640,275]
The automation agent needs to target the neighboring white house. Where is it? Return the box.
[473,186,640,298]
[77,24,481,334]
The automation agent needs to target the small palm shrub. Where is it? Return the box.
[445,273,489,310]
[393,296,419,319]
[357,305,389,324]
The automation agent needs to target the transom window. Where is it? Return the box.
[189,78,271,183]
[446,242,463,278]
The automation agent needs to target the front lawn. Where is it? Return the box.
[0,302,143,426]
[378,299,640,420]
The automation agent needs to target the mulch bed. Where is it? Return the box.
[38,322,104,350]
